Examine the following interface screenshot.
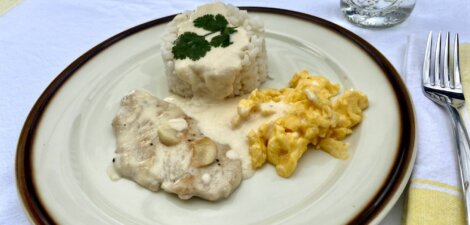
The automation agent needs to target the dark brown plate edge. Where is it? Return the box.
[15,7,416,225]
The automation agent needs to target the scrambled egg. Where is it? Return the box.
[232,70,368,177]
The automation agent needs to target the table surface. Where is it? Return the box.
[1,0,469,224]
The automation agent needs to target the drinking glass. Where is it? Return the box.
[340,0,416,28]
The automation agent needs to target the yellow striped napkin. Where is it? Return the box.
[462,44,470,114]
[0,0,21,16]
[403,35,470,225]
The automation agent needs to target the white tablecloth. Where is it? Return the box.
[1,0,469,224]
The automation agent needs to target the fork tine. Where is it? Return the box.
[433,32,442,86]
[423,32,432,85]
[454,33,461,89]
[444,32,450,88]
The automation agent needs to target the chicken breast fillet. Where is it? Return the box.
[111,90,242,201]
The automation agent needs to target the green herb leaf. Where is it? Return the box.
[172,32,211,61]
[172,14,237,61]
[210,34,231,47]
[194,14,229,32]
[223,26,237,35]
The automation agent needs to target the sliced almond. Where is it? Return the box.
[191,137,217,167]
[158,123,180,146]
[167,118,188,131]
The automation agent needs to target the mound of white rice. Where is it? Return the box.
[161,2,267,99]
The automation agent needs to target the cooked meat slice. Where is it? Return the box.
[111,90,242,201]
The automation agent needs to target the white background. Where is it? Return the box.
[1,0,469,224]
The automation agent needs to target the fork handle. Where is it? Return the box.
[447,104,470,224]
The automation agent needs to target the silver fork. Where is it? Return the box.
[422,31,470,224]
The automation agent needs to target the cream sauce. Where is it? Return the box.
[165,95,289,179]
[174,2,250,98]
[107,165,121,181]
[111,91,191,185]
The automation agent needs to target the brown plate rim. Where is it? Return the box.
[15,7,416,225]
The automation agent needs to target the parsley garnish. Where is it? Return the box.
[194,14,229,32]
[210,27,237,47]
[172,32,211,61]
[172,14,237,61]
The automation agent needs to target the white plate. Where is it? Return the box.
[16,8,416,225]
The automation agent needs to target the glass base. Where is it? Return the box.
[340,1,415,28]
